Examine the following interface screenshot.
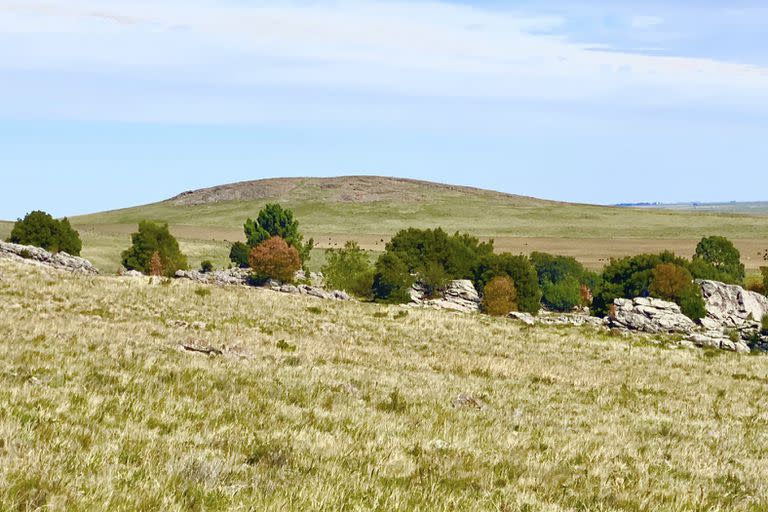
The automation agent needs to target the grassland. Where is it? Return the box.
[2,258,768,510]
[68,177,768,274]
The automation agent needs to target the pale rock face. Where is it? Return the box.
[0,241,99,275]
[610,297,696,334]
[508,312,536,326]
[175,269,249,286]
[698,280,768,330]
[410,280,481,313]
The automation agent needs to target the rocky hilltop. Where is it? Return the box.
[0,241,99,275]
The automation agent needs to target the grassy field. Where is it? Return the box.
[2,258,768,510]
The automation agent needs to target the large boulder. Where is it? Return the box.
[0,241,99,275]
[698,280,768,330]
[411,280,481,313]
[610,297,696,334]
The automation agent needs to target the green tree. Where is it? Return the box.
[473,253,541,314]
[693,236,745,284]
[373,252,414,304]
[244,204,314,263]
[541,276,582,312]
[322,241,375,299]
[121,221,188,277]
[592,251,692,317]
[229,242,251,268]
[649,263,706,321]
[8,210,82,256]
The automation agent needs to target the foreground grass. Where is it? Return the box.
[1,259,768,511]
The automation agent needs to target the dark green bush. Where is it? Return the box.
[200,260,214,273]
[8,210,82,255]
[762,314,768,335]
[229,242,251,268]
[678,284,707,321]
[121,221,188,277]
[592,251,691,317]
[474,253,541,314]
[692,236,745,284]
[761,267,768,297]
[373,252,414,304]
[541,276,582,312]
[244,204,314,263]
[321,241,375,299]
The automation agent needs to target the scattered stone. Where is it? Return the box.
[123,270,144,278]
[0,241,99,275]
[178,343,223,356]
[451,393,487,410]
[508,312,536,326]
[610,297,696,334]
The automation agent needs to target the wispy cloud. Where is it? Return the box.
[1,0,766,122]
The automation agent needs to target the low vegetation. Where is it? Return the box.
[7,210,82,256]
[121,221,189,277]
[1,258,768,510]
[481,276,517,316]
[321,241,375,299]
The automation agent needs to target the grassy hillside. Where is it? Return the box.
[1,258,767,510]
[6,176,767,273]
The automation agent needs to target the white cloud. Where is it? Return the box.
[0,0,766,122]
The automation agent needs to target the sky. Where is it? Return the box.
[1,0,767,219]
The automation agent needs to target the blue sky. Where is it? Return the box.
[1,0,767,219]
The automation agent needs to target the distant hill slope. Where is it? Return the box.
[70,176,768,273]
[168,176,554,207]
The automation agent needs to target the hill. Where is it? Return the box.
[2,257,767,510]
[57,176,768,273]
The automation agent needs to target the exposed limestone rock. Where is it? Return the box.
[175,269,249,286]
[508,312,536,326]
[610,297,696,334]
[698,280,768,331]
[686,332,750,354]
[0,241,98,275]
[410,280,481,313]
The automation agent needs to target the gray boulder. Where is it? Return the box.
[698,280,768,330]
[686,332,750,354]
[175,268,249,286]
[411,280,481,313]
[610,297,696,334]
[0,241,99,275]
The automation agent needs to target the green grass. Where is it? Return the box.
[2,258,768,510]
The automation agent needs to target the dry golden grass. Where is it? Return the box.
[2,258,768,511]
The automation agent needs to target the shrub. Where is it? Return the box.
[229,242,251,268]
[474,253,541,314]
[693,236,745,284]
[122,221,188,277]
[372,252,414,304]
[592,251,691,317]
[762,267,768,296]
[420,261,450,298]
[321,241,375,299]
[482,276,518,316]
[8,210,82,255]
[248,236,302,283]
[648,263,705,321]
[200,260,214,273]
[541,276,582,312]
[762,314,768,335]
[244,204,314,263]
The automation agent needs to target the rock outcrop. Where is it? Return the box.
[698,280,768,331]
[175,269,250,286]
[0,241,99,275]
[686,331,751,354]
[410,280,481,313]
[610,297,696,334]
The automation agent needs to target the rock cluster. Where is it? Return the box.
[410,280,481,313]
[270,282,352,301]
[698,280,768,331]
[0,241,99,275]
[685,332,750,354]
[174,269,250,286]
[609,297,696,334]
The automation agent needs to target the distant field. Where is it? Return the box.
[629,201,768,215]
[2,258,767,510]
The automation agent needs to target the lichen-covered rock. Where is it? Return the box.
[0,241,99,275]
[686,332,750,354]
[175,269,249,286]
[698,280,768,330]
[411,280,481,313]
[610,297,696,334]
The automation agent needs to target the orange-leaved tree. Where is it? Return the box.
[249,236,302,283]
